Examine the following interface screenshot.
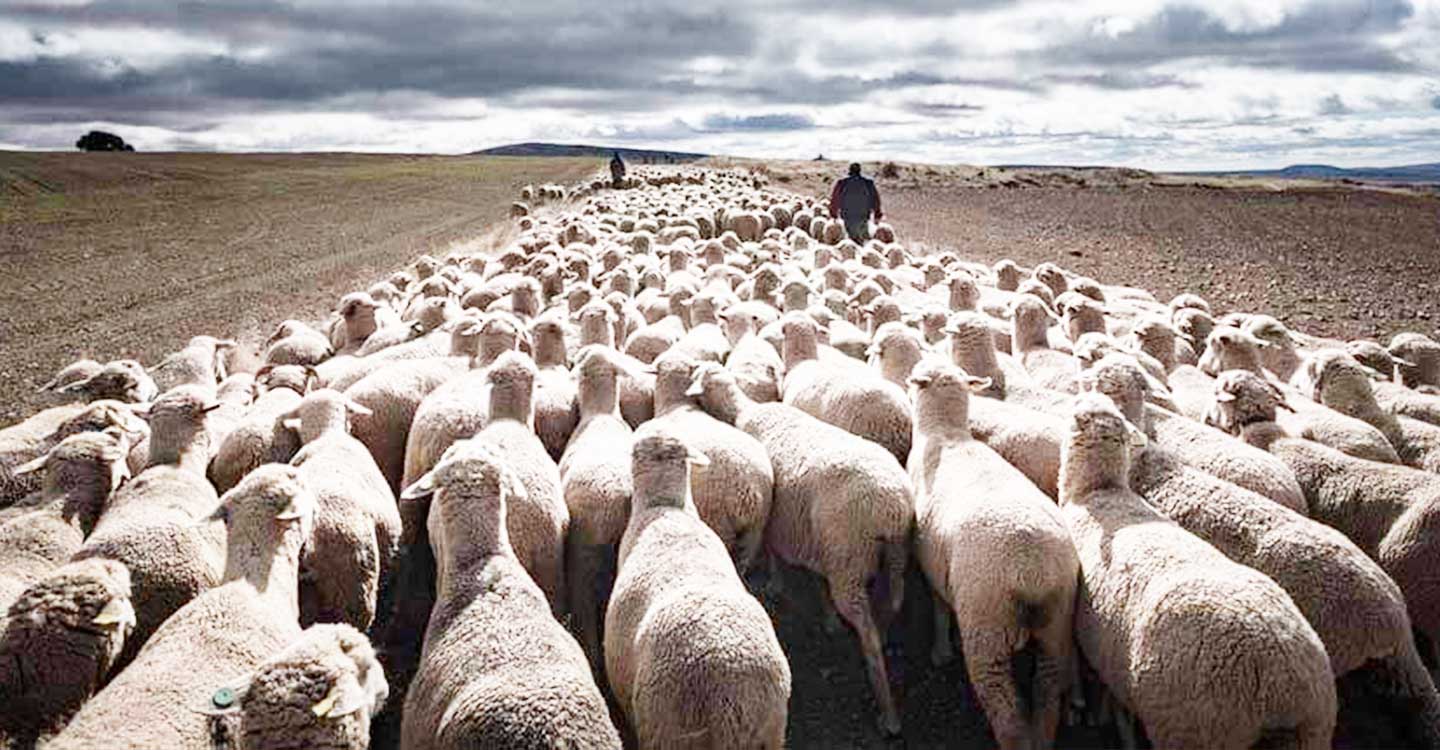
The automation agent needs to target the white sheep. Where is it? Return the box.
[1,399,146,508]
[399,441,621,750]
[209,364,314,493]
[0,558,135,749]
[605,430,790,748]
[779,312,912,465]
[1299,349,1440,472]
[282,389,402,631]
[908,362,1078,750]
[688,363,912,735]
[71,386,228,669]
[205,623,389,750]
[1059,392,1335,750]
[471,351,569,614]
[649,351,773,573]
[48,464,315,749]
[148,335,236,393]
[264,319,335,367]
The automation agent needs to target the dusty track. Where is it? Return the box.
[0,152,596,423]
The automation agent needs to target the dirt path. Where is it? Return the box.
[0,152,597,424]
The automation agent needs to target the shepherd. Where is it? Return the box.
[610,151,627,188]
[829,162,883,242]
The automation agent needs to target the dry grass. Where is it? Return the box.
[0,151,598,424]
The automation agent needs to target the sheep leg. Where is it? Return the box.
[1029,635,1070,750]
[964,638,1029,750]
[1111,700,1138,750]
[566,541,605,672]
[931,595,954,666]
[831,584,901,736]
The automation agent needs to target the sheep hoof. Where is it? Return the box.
[877,712,902,737]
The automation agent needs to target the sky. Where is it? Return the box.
[1,0,1438,170]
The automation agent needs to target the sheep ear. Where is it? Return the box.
[907,373,932,389]
[1214,389,1237,403]
[400,471,436,502]
[1127,421,1148,449]
[686,446,710,468]
[345,398,372,418]
[684,376,706,398]
[13,454,48,477]
[409,321,427,334]
[1359,364,1386,381]
[281,417,303,433]
[275,498,305,522]
[313,677,371,719]
[1394,356,1418,369]
[93,596,137,629]
[964,376,993,393]
[200,400,224,414]
[55,376,96,396]
[216,339,238,350]
[207,502,230,525]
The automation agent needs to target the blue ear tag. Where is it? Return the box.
[212,687,237,708]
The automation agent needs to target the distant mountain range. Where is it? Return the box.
[473,142,707,162]
[1191,162,1440,185]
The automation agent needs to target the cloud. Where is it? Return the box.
[700,113,816,131]
[0,0,1436,169]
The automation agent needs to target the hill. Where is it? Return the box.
[1194,162,1440,185]
[474,142,707,162]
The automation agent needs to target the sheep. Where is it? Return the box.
[943,311,1045,404]
[779,312,912,465]
[649,351,773,573]
[907,362,1077,750]
[720,304,784,403]
[529,313,580,462]
[148,335,236,393]
[278,390,403,631]
[47,464,315,750]
[688,363,912,735]
[1300,349,1440,472]
[1243,315,1305,382]
[1104,362,1309,514]
[204,623,388,750]
[209,364,315,493]
[1,400,146,508]
[52,358,158,405]
[398,441,622,750]
[331,292,388,354]
[34,359,103,399]
[344,356,471,493]
[1390,332,1440,389]
[558,345,645,667]
[1214,370,1440,671]
[867,321,927,387]
[1011,296,1080,393]
[71,386,228,669]
[0,558,134,749]
[605,430,790,748]
[264,319,335,367]
[1189,370,1440,742]
[470,351,569,614]
[0,430,132,619]
[1202,332,1402,463]
[402,312,524,491]
[1058,392,1336,750]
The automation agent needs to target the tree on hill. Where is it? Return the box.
[76,131,134,152]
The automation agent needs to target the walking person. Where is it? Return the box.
[829,162,883,242]
[610,151,627,188]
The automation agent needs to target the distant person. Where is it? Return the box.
[610,151,627,188]
[829,162,882,242]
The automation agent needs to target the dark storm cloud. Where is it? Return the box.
[0,1,760,108]
[1432,95,1440,110]
[1039,0,1417,73]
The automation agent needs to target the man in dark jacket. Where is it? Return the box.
[610,151,627,188]
[828,162,883,242]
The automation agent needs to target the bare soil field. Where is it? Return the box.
[763,159,1440,346]
[0,152,597,424]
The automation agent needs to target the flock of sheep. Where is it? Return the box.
[4,164,1440,749]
